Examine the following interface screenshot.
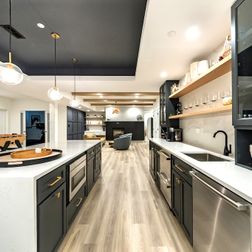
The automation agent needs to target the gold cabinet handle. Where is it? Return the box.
[76,197,83,207]
[55,192,61,199]
[176,178,181,185]
[48,176,62,187]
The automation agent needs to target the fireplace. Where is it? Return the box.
[113,128,125,139]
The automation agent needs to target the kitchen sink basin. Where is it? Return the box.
[184,153,231,162]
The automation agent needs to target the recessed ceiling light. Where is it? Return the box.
[134,100,138,102]
[96,93,102,96]
[185,26,200,41]
[135,93,140,97]
[87,110,90,112]
[78,105,82,109]
[160,71,168,78]
[167,30,176,38]
[37,23,45,29]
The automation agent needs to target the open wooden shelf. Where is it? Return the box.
[169,105,232,119]
[86,124,105,126]
[169,55,231,98]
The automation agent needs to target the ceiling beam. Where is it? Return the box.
[73,92,159,96]
[85,98,156,102]
[92,103,154,106]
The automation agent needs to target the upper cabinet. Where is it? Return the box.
[232,0,252,126]
[159,81,180,139]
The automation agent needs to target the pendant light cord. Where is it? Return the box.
[54,36,57,88]
[9,0,12,63]
[73,59,76,100]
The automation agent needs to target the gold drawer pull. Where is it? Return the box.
[55,192,61,199]
[48,176,62,187]
[76,197,83,207]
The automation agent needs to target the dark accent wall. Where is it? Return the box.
[67,107,86,140]
[105,121,144,140]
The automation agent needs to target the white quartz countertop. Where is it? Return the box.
[0,140,100,180]
[150,138,252,203]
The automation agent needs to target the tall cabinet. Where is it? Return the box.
[67,107,86,140]
[232,0,252,169]
[159,81,180,140]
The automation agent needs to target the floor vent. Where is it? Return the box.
[0,24,25,39]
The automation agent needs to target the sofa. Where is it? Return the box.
[113,133,132,150]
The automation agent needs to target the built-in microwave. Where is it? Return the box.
[68,154,86,201]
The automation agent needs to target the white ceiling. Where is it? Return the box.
[0,0,236,109]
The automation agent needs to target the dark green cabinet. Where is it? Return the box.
[171,156,193,244]
[37,183,66,252]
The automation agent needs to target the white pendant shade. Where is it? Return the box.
[0,62,24,85]
[70,99,79,108]
[47,86,63,101]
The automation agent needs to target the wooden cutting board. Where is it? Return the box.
[11,148,53,159]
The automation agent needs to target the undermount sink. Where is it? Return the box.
[183,153,231,162]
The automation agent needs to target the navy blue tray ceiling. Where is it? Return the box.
[0,0,147,76]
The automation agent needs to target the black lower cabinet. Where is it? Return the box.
[37,183,66,252]
[67,184,85,228]
[94,150,101,182]
[172,170,182,219]
[171,156,193,245]
[181,180,193,241]
[87,154,95,194]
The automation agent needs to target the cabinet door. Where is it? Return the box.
[181,180,193,244]
[172,170,182,220]
[38,183,66,252]
[94,151,101,182]
[232,0,252,126]
[87,157,94,194]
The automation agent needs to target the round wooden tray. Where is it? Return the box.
[0,149,62,167]
[11,148,53,159]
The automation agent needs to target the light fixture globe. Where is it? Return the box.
[0,62,23,85]
[70,99,79,108]
[47,86,63,101]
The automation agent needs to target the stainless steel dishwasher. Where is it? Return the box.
[157,150,171,208]
[190,170,251,252]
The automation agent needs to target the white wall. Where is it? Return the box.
[106,106,144,121]
[9,98,49,134]
[180,72,234,155]
[0,95,67,144]
[152,98,160,138]
[0,96,12,133]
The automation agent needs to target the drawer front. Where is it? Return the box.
[37,165,66,204]
[172,157,192,185]
[67,184,85,228]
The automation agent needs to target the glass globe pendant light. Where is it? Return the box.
[0,0,24,85]
[48,32,63,101]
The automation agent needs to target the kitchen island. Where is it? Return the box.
[0,140,101,252]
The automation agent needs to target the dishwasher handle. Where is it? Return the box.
[157,150,171,160]
[190,171,249,212]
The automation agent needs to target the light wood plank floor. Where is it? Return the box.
[59,141,193,252]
